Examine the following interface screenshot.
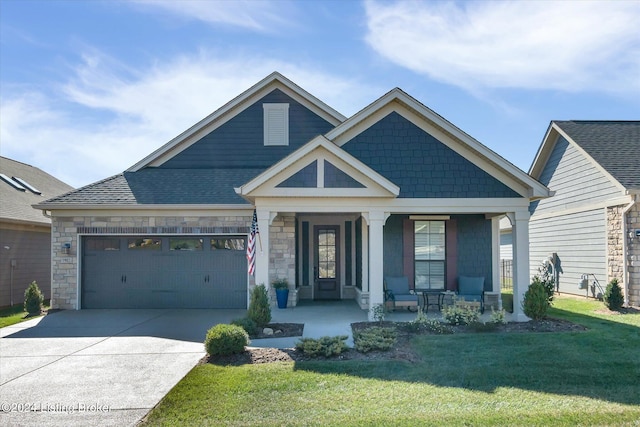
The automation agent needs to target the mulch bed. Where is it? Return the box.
[251,323,304,339]
[203,317,586,366]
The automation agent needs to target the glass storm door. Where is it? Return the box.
[314,226,340,300]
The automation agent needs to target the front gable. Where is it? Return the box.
[235,136,399,200]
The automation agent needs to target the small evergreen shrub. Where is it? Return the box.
[442,301,480,325]
[204,324,249,356]
[422,318,454,334]
[231,317,258,336]
[295,335,348,358]
[353,326,397,353]
[24,281,44,315]
[247,284,271,328]
[604,278,624,311]
[522,281,549,320]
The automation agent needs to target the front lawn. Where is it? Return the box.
[142,296,640,426]
[0,302,49,328]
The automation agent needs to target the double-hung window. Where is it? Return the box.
[414,221,445,290]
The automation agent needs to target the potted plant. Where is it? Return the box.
[272,278,289,309]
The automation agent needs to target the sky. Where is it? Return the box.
[1,0,639,189]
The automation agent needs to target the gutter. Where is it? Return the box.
[622,196,637,306]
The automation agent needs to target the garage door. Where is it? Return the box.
[81,236,247,309]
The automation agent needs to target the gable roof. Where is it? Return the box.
[530,121,640,192]
[128,72,346,172]
[327,88,550,199]
[235,136,400,202]
[0,156,74,225]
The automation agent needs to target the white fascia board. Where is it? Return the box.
[528,122,556,178]
[254,196,530,214]
[236,136,399,197]
[328,90,549,200]
[551,123,627,194]
[127,72,345,172]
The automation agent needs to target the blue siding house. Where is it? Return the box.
[36,73,549,321]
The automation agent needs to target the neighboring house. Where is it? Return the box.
[0,157,74,307]
[35,72,549,320]
[528,121,640,306]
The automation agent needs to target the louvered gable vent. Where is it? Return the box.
[263,103,289,146]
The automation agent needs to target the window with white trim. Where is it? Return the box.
[263,103,289,146]
[414,221,445,290]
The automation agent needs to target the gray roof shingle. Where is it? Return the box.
[554,121,640,190]
[0,157,74,225]
[38,168,263,206]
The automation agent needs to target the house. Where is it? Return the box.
[529,121,640,306]
[35,72,550,321]
[0,157,74,307]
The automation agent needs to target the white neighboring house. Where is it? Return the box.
[528,121,640,306]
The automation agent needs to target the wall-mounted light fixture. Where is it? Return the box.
[62,242,71,254]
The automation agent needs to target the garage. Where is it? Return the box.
[81,235,248,309]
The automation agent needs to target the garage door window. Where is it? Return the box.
[170,238,203,251]
[211,238,245,251]
[128,238,161,250]
[85,237,120,251]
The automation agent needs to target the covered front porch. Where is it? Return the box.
[251,204,532,322]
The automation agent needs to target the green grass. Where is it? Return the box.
[142,296,640,426]
[0,302,49,328]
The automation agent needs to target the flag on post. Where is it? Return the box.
[247,210,259,276]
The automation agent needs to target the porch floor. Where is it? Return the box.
[250,300,514,349]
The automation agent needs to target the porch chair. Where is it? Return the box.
[457,276,485,313]
[384,276,419,311]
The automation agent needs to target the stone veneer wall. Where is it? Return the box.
[268,213,298,307]
[627,204,640,306]
[50,214,252,309]
[607,206,624,285]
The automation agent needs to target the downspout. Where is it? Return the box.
[621,196,637,307]
[41,210,52,219]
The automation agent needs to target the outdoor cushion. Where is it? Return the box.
[384,276,419,310]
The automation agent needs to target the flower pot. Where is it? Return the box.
[276,288,289,309]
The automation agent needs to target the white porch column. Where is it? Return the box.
[510,210,531,322]
[255,209,271,291]
[361,216,369,293]
[491,216,501,295]
[366,211,385,321]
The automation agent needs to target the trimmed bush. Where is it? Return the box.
[24,281,44,315]
[295,335,348,358]
[604,278,624,311]
[247,284,271,328]
[522,281,549,320]
[442,301,480,326]
[489,308,507,325]
[231,317,258,336]
[402,310,453,334]
[204,324,249,356]
[353,326,397,353]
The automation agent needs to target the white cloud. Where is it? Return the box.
[0,51,375,188]
[131,0,294,32]
[364,0,640,96]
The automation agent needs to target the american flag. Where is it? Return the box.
[247,210,259,276]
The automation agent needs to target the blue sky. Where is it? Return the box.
[1,0,638,188]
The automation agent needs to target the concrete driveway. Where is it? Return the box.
[0,309,246,427]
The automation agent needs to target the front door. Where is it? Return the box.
[314,226,340,300]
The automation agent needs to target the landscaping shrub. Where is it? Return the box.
[24,281,44,315]
[371,303,386,323]
[489,308,507,325]
[442,302,480,326]
[522,280,549,320]
[403,310,453,334]
[295,335,348,358]
[604,278,624,311]
[231,317,258,336]
[247,284,271,328]
[204,324,249,356]
[353,326,397,353]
